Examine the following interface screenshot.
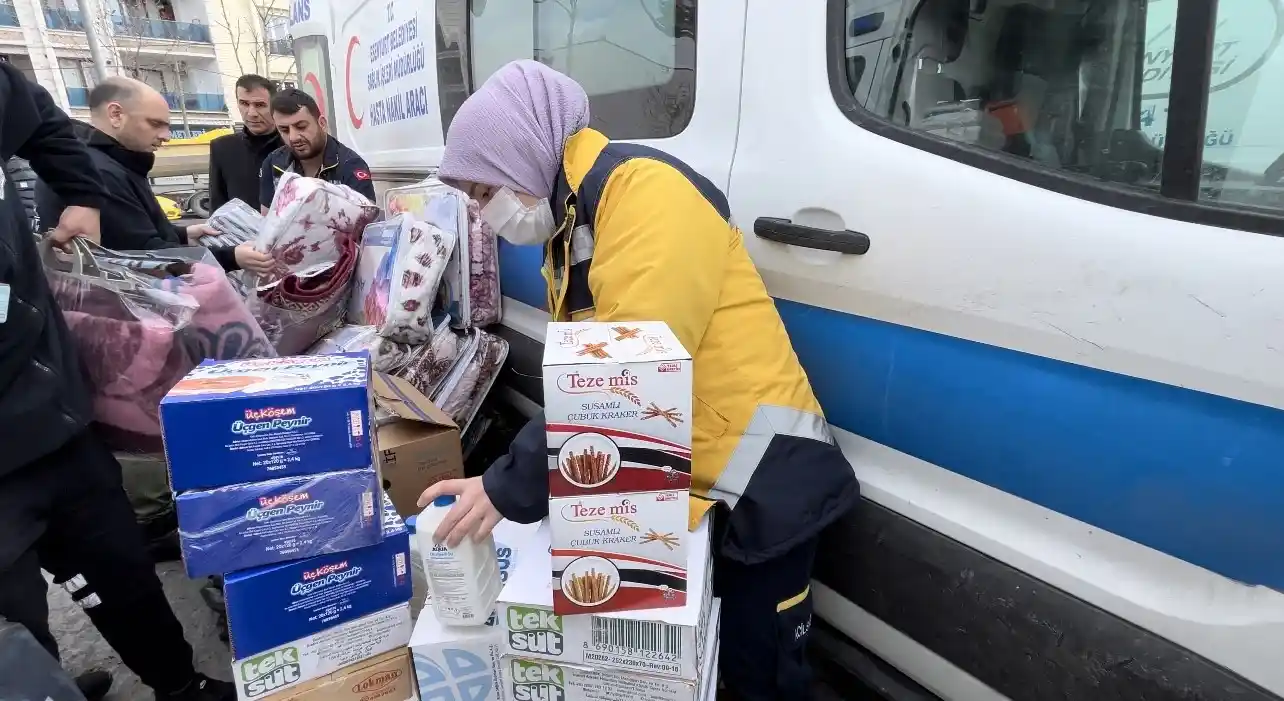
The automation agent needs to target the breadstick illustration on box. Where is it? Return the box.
[543,321,692,614]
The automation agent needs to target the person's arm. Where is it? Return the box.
[92,172,188,251]
[209,245,239,272]
[0,64,104,211]
[259,160,274,215]
[481,413,550,524]
[340,156,377,202]
[585,159,730,354]
[208,139,229,211]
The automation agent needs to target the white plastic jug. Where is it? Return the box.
[416,494,502,626]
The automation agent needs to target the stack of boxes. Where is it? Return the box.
[160,353,417,701]
[409,321,720,701]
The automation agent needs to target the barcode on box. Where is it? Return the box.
[362,491,375,518]
[395,552,407,576]
[591,618,684,658]
[348,410,363,437]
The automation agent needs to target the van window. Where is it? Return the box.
[435,0,696,139]
[1185,1,1284,211]
[837,0,1284,220]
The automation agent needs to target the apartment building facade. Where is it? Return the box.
[0,0,295,137]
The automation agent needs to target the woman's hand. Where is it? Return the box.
[417,477,504,547]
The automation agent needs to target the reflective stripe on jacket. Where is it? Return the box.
[543,128,860,562]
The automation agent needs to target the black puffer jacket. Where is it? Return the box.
[36,122,238,271]
[0,64,107,477]
[4,157,38,233]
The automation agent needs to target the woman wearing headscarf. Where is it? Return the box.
[419,60,859,700]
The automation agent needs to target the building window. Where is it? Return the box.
[833,0,1284,230]
[438,0,696,140]
[265,14,291,56]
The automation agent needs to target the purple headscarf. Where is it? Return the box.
[438,60,590,200]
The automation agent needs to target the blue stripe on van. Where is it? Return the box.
[499,241,1284,588]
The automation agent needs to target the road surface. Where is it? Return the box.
[47,564,230,699]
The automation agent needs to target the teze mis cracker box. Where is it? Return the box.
[161,353,376,492]
[499,519,714,681]
[231,603,412,701]
[223,494,410,660]
[542,322,693,498]
[176,468,381,578]
[543,322,692,615]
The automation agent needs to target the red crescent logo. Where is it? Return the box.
[345,35,363,130]
[303,72,326,118]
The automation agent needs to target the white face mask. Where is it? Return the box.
[481,187,557,246]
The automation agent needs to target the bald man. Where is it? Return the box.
[36,77,273,275]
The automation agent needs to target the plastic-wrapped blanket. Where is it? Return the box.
[385,179,472,327]
[465,199,502,326]
[307,324,416,374]
[350,214,456,343]
[348,217,400,326]
[395,318,461,398]
[205,198,263,247]
[44,241,274,453]
[251,231,358,356]
[256,172,378,289]
[431,328,508,431]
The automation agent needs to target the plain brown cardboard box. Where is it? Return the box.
[372,373,464,517]
[262,648,415,701]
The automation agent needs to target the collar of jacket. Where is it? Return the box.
[546,128,610,320]
[76,121,156,177]
[242,127,282,158]
[280,135,341,177]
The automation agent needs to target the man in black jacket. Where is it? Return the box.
[0,65,235,701]
[260,88,376,212]
[37,77,274,276]
[209,74,282,211]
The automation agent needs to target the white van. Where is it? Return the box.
[291,0,1284,698]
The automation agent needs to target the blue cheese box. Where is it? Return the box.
[176,468,381,578]
[160,353,376,492]
[223,494,411,660]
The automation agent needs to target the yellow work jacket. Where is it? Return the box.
[541,129,858,562]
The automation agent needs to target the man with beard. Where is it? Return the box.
[259,88,375,212]
[209,75,282,211]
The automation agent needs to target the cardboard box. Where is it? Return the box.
[501,603,720,701]
[225,495,411,660]
[258,648,416,701]
[542,322,693,498]
[177,468,381,578]
[413,602,720,701]
[498,519,714,681]
[161,353,377,492]
[232,603,412,701]
[409,609,503,701]
[372,373,464,517]
[543,322,692,614]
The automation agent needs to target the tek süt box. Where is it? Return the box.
[498,518,714,681]
[501,604,720,701]
[161,353,377,492]
[223,494,410,660]
[176,468,381,578]
[231,603,412,701]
